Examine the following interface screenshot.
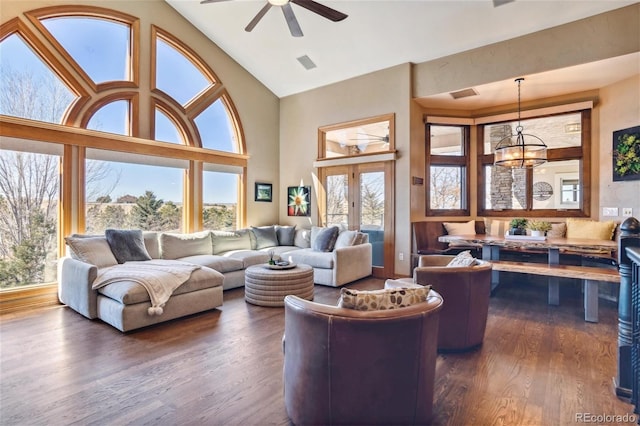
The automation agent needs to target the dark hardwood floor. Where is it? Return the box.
[0,276,634,425]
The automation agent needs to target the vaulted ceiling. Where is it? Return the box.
[166,0,638,107]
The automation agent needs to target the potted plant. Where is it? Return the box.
[509,218,528,235]
[528,220,552,237]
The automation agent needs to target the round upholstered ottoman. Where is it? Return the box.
[244,264,314,307]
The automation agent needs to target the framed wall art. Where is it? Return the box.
[613,125,640,182]
[255,182,272,202]
[287,186,311,216]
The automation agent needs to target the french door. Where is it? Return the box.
[320,161,394,278]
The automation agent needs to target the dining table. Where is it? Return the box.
[437,233,617,306]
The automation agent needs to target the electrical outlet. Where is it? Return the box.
[399,252,404,261]
[603,207,619,217]
[623,208,633,217]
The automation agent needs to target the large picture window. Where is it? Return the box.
[0,6,246,298]
[478,110,590,217]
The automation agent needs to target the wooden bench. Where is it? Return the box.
[491,260,620,322]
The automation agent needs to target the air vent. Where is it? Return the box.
[450,88,478,99]
[297,55,317,70]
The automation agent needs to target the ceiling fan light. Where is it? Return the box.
[268,0,289,6]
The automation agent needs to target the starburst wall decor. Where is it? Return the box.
[287,186,311,216]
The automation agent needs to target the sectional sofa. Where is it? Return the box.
[59,225,372,332]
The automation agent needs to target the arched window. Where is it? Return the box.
[0,6,247,296]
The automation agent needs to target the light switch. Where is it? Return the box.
[603,207,619,216]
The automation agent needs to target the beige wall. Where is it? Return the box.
[412,3,640,99]
[280,63,412,273]
[597,75,640,221]
[0,0,281,226]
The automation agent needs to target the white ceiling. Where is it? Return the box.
[166,0,638,106]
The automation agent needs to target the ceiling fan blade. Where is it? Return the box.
[245,3,272,32]
[200,0,232,3]
[282,3,303,37]
[291,0,348,22]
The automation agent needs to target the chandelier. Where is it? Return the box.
[494,78,547,168]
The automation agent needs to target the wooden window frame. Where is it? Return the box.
[425,123,471,217]
[477,109,591,218]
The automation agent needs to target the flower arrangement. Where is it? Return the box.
[268,250,275,265]
[528,220,552,232]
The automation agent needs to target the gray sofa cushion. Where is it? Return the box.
[177,254,244,273]
[211,230,252,254]
[335,230,358,249]
[65,236,118,268]
[97,265,223,305]
[312,226,339,252]
[143,232,161,259]
[160,231,212,260]
[284,248,334,269]
[105,229,152,264]
[276,225,296,246]
[294,228,311,248]
[225,250,271,268]
[251,226,279,249]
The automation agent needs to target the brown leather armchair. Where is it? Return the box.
[414,255,492,351]
[283,291,444,425]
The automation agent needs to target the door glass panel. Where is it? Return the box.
[359,171,384,268]
[325,173,348,228]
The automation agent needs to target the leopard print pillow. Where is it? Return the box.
[337,286,431,311]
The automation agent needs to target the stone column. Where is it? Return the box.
[489,124,514,209]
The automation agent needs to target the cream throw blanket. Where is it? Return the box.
[92,260,201,316]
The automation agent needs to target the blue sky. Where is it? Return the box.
[0,16,238,204]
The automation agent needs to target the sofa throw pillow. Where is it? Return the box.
[546,223,567,239]
[160,231,212,260]
[443,220,476,235]
[485,219,511,237]
[105,229,152,264]
[446,250,477,267]
[65,236,118,268]
[337,286,431,311]
[251,226,279,250]
[293,228,311,248]
[275,225,296,246]
[312,226,339,252]
[566,218,616,241]
[211,230,252,254]
[334,230,358,249]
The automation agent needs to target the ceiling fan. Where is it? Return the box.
[200,0,348,37]
[351,133,390,144]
